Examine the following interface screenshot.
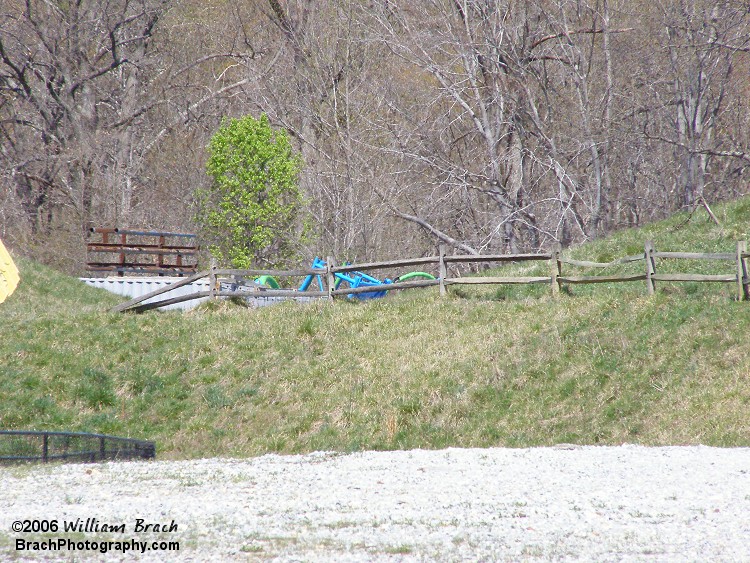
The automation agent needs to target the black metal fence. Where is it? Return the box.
[0,431,155,464]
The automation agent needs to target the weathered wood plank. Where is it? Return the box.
[559,255,643,268]
[444,253,551,263]
[741,241,750,300]
[326,256,335,301]
[128,290,212,313]
[559,258,612,268]
[737,241,746,301]
[110,271,209,312]
[208,268,217,300]
[132,287,320,313]
[550,249,560,297]
[651,273,737,282]
[438,245,447,298]
[444,276,551,285]
[332,256,439,273]
[645,241,655,295]
[558,274,647,284]
[652,251,735,260]
[212,268,324,277]
[331,279,439,296]
[219,289,328,298]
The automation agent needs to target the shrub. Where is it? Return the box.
[195,114,306,268]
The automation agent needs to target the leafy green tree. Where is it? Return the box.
[195,114,305,268]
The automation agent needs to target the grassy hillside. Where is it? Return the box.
[1,199,749,458]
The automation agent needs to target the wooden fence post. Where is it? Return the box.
[326,256,335,301]
[645,240,656,295]
[550,244,561,297]
[208,258,217,301]
[737,240,748,301]
[438,244,447,297]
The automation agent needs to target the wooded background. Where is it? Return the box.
[1,0,749,273]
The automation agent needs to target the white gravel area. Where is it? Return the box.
[2,445,750,561]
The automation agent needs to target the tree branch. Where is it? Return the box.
[530,28,633,50]
[391,208,480,255]
[644,131,750,164]
[371,184,479,255]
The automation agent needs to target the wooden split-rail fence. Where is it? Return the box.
[111,241,750,313]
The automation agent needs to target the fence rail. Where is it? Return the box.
[558,255,644,268]
[0,430,155,464]
[110,240,750,312]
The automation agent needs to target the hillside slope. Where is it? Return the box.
[1,199,749,458]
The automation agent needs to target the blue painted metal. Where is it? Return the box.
[296,257,393,299]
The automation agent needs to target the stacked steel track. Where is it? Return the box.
[86,228,198,277]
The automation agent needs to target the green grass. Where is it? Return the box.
[1,198,749,458]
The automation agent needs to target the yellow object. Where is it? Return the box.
[0,238,20,304]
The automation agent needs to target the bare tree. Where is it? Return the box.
[366,0,637,251]
[647,0,750,209]
[0,0,169,258]
[3,0,749,271]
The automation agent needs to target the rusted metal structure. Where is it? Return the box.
[86,228,198,277]
[0,430,155,464]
